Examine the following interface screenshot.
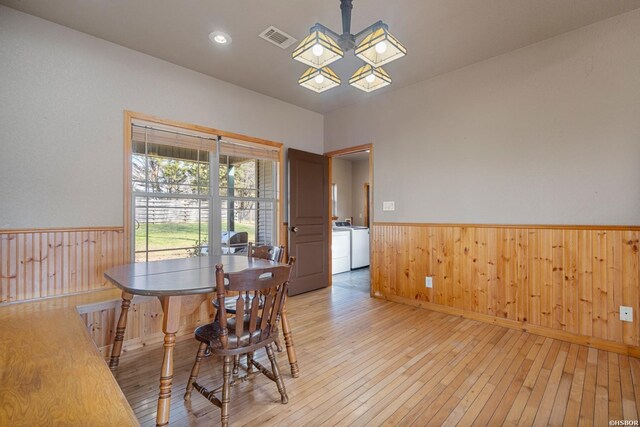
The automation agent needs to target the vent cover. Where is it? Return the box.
[259,26,297,49]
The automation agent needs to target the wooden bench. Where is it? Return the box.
[0,289,139,425]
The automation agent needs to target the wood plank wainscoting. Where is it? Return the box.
[0,227,214,355]
[371,223,640,356]
[0,227,125,302]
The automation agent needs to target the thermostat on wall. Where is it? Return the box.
[383,201,395,211]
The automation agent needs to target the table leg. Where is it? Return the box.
[156,296,181,427]
[109,291,133,370]
[280,305,299,378]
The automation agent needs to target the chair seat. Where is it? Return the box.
[195,318,276,355]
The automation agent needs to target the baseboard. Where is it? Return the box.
[374,292,640,358]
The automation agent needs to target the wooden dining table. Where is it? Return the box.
[104,254,299,427]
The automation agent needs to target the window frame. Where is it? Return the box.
[123,110,284,262]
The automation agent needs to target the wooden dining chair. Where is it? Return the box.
[214,243,285,358]
[248,243,286,351]
[211,243,299,377]
[184,259,295,427]
[248,242,285,263]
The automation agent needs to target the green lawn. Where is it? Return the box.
[135,222,255,253]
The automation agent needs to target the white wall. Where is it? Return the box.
[324,9,640,225]
[331,158,353,222]
[0,6,323,229]
[351,159,370,227]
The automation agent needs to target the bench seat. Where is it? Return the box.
[0,289,139,425]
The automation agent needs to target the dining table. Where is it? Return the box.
[104,254,299,427]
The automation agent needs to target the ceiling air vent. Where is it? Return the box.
[259,26,297,49]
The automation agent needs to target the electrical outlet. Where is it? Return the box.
[620,306,633,322]
[425,276,433,288]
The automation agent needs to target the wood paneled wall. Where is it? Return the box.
[81,298,214,355]
[0,227,125,303]
[0,226,212,354]
[371,223,640,354]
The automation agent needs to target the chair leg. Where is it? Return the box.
[265,344,288,404]
[247,352,254,374]
[274,331,283,352]
[281,307,299,378]
[233,355,240,374]
[184,342,208,400]
[221,355,232,427]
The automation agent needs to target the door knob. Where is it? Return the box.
[291,226,299,233]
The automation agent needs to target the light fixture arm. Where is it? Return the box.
[354,20,386,40]
[310,2,389,53]
[340,0,353,35]
[311,23,341,41]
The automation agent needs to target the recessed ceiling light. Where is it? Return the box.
[209,31,231,45]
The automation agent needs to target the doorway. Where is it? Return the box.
[325,144,373,294]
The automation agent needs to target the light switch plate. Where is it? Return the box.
[425,277,433,288]
[621,306,633,322]
[383,201,395,211]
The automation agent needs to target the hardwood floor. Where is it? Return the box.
[332,267,371,292]
[115,283,640,426]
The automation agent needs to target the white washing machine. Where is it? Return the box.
[333,223,370,269]
[331,230,351,274]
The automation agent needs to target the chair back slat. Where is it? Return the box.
[235,295,245,341]
[259,291,275,333]
[269,288,284,328]
[215,257,295,350]
[248,295,260,338]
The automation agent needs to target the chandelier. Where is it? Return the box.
[293,0,407,93]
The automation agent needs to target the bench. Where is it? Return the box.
[0,289,139,425]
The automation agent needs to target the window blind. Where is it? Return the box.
[131,124,216,152]
[220,139,279,162]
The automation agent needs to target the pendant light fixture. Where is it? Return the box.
[292,27,344,69]
[349,64,391,92]
[298,67,341,93]
[292,0,406,93]
[355,25,407,67]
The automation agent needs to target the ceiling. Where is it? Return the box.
[2,0,640,114]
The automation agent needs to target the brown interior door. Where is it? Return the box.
[287,148,329,296]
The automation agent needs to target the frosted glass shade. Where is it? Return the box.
[299,67,341,93]
[355,27,406,67]
[292,31,344,69]
[349,64,391,92]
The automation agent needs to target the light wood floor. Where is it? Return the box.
[115,283,640,426]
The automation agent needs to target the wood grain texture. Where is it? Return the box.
[0,227,124,303]
[83,296,215,352]
[0,289,138,425]
[115,284,640,426]
[371,223,640,355]
[0,226,214,356]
